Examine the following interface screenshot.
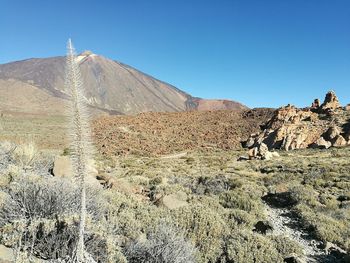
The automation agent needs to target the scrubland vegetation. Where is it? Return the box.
[0,141,349,262]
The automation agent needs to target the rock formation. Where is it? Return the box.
[245,91,350,154]
[247,142,280,160]
[320,90,341,112]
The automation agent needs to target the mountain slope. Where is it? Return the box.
[0,52,247,115]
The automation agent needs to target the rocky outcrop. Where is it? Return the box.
[245,91,350,153]
[320,91,341,112]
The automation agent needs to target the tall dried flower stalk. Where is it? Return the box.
[65,39,94,262]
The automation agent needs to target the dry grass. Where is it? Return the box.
[0,114,67,149]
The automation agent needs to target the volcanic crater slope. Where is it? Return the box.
[93,108,274,157]
[0,51,246,115]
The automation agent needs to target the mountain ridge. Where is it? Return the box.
[0,52,247,115]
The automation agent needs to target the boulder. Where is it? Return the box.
[156,191,188,209]
[53,156,72,178]
[345,104,350,111]
[332,135,347,147]
[320,90,341,111]
[0,245,14,262]
[324,126,341,142]
[53,156,98,184]
[313,137,332,149]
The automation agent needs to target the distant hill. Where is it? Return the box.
[0,51,247,115]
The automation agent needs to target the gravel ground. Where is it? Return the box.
[264,202,326,262]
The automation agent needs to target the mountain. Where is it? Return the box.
[0,51,247,115]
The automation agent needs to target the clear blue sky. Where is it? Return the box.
[1,0,349,108]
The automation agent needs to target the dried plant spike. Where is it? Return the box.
[65,38,94,262]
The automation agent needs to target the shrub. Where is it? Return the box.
[289,185,319,207]
[11,141,38,168]
[124,223,196,263]
[0,176,105,261]
[270,235,304,258]
[295,204,350,251]
[192,175,238,195]
[224,230,283,263]
[172,204,229,263]
[227,209,256,228]
[219,190,263,214]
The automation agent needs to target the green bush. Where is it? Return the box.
[270,235,304,258]
[172,204,229,263]
[224,230,283,263]
[219,190,262,213]
[124,223,196,263]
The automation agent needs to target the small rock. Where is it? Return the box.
[332,135,347,147]
[248,147,258,159]
[313,137,332,149]
[253,220,273,234]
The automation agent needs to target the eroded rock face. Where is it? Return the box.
[245,91,350,153]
